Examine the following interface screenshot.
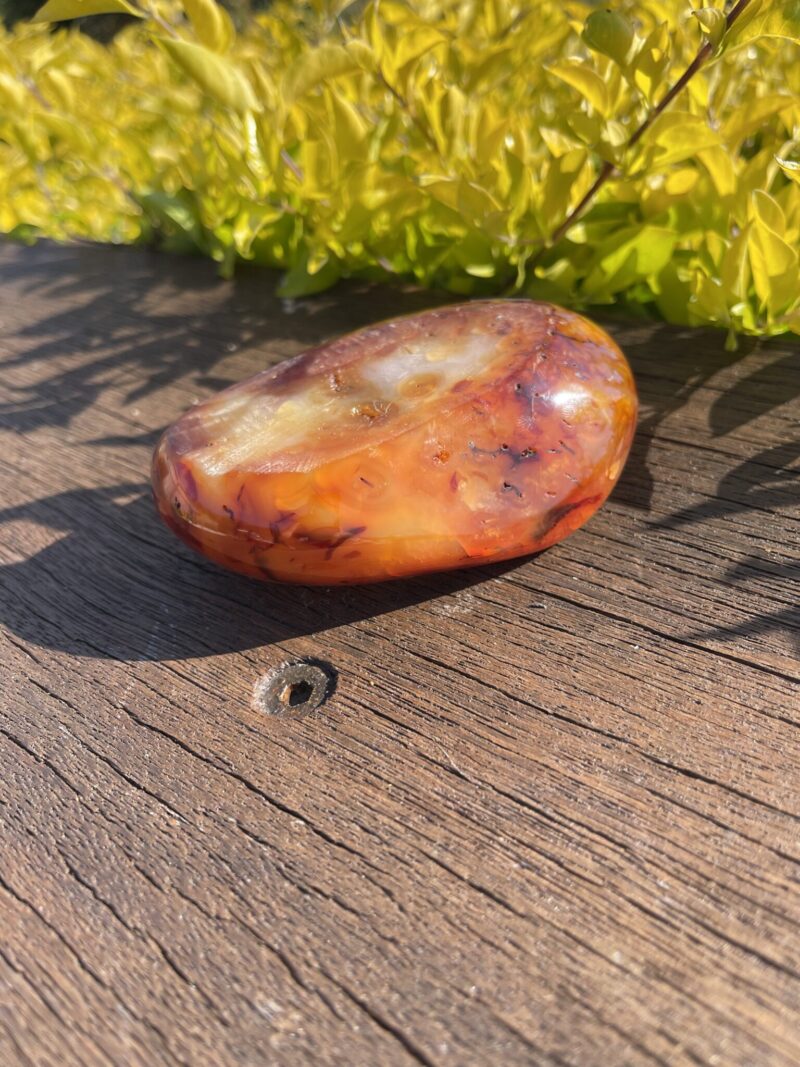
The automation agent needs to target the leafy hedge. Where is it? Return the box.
[2,0,799,343]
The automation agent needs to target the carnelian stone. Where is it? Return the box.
[152,301,637,584]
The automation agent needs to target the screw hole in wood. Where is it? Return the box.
[253,660,336,717]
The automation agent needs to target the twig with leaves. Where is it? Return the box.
[535,0,756,263]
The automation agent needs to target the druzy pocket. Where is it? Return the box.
[152,300,637,584]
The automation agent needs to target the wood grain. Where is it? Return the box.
[1,241,798,1067]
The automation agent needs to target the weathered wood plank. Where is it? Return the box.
[1,241,799,1067]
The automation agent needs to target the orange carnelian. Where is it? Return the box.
[152,301,637,584]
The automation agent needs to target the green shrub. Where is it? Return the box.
[1,0,799,342]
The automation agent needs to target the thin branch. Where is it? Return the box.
[532,0,755,263]
[376,68,441,156]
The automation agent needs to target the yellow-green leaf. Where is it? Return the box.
[40,68,76,111]
[748,191,798,311]
[182,0,234,53]
[664,167,698,196]
[278,248,341,297]
[284,44,360,103]
[233,203,281,258]
[582,9,634,66]
[345,40,378,73]
[583,225,677,296]
[539,147,588,230]
[720,230,750,302]
[750,189,786,234]
[721,94,794,146]
[328,91,367,162]
[547,60,609,117]
[31,0,141,20]
[393,24,447,77]
[598,119,628,165]
[567,110,603,148]
[40,111,93,152]
[693,8,727,51]
[0,72,28,110]
[698,145,737,197]
[158,37,258,112]
[727,0,800,47]
[692,273,730,324]
[640,111,719,167]
[631,21,670,103]
[539,125,582,158]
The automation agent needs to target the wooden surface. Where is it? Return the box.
[1,240,798,1067]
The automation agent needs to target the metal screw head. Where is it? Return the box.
[253,660,335,717]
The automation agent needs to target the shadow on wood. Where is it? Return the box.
[0,242,452,435]
[0,481,525,661]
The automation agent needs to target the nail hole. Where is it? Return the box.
[253,660,336,718]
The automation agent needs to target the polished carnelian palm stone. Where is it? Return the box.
[152,301,637,584]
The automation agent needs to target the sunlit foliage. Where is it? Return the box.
[1,0,799,341]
